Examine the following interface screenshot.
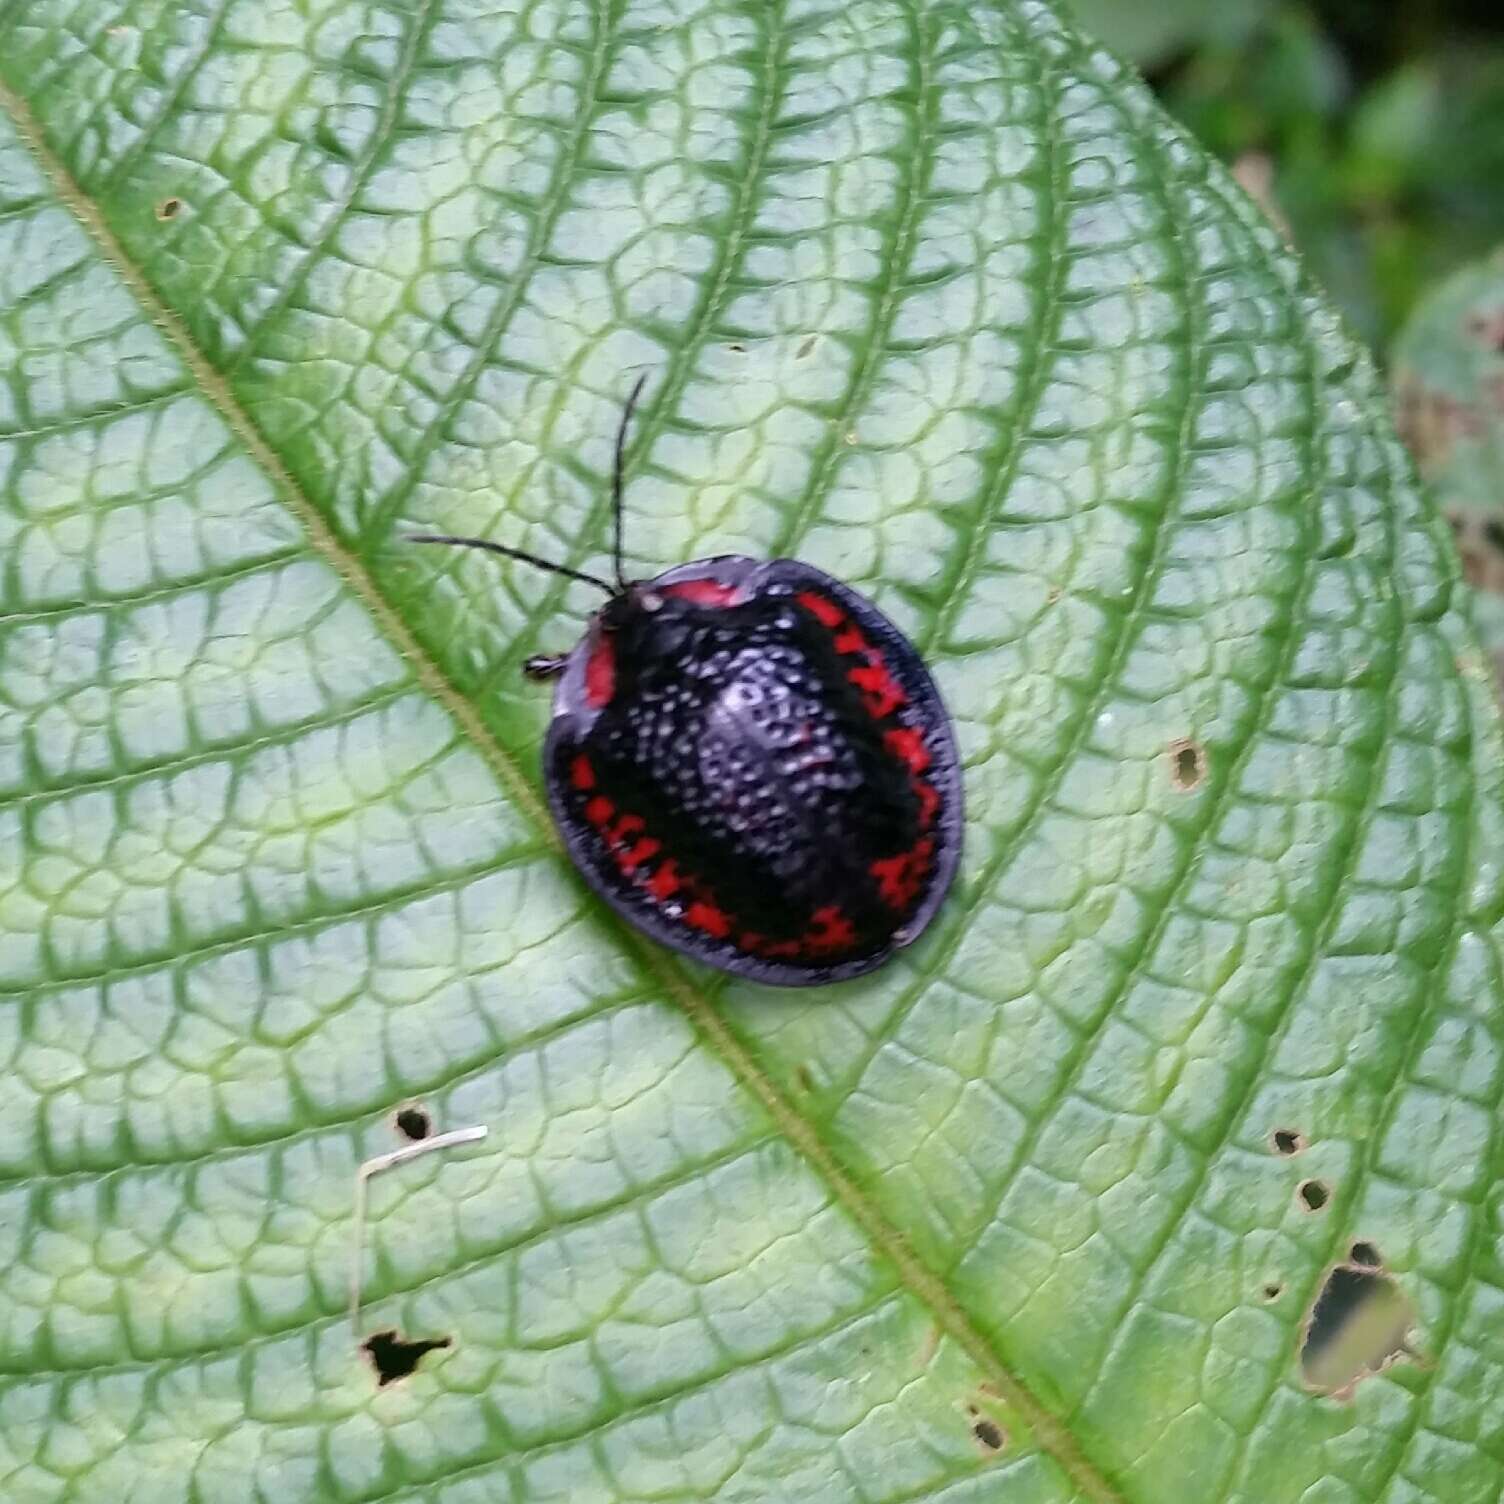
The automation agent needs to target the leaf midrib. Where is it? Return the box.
[0,74,1123,1504]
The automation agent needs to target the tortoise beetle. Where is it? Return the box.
[409,377,962,986]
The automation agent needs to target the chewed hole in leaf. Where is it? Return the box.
[1263,1281,1284,1302]
[394,1104,431,1141]
[361,1329,452,1387]
[1298,1179,1331,1212]
[1168,737,1206,792]
[1349,1240,1382,1268]
[1272,1127,1306,1156]
[1300,1264,1417,1397]
[154,196,182,221]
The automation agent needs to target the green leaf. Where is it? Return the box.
[1,2,1501,1500]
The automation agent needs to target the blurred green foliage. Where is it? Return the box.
[1392,246,1504,691]
[1065,0,1504,352]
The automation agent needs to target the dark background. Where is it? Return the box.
[1067,0,1504,352]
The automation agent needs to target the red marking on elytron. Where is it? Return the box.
[884,725,941,831]
[914,781,941,830]
[661,579,740,607]
[805,905,857,954]
[761,937,803,959]
[574,778,743,940]
[848,662,906,719]
[798,590,909,720]
[685,900,731,938]
[585,634,615,706]
[570,755,596,791]
[796,590,844,629]
[610,814,645,844]
[737,905,859,961]
[619,837,661,874]
[871,838,935,910]
[883,727,930,775]
[737,933,805,960]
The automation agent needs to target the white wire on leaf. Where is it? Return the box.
[349,1124,489,1339]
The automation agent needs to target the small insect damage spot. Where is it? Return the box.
[361,1329,452,1387]
[1168,737,1207,792]
[795,334,818,359]
[154,196,183,221]
[1300,1250,1417,1399]
[794,1063,817,1095]
[963,1402,1007,1457]
[1272,1127,1306,1157]
[1263,1281,1285,1302]
[1298,1178,1331,1212]
[394,1105,431,1141]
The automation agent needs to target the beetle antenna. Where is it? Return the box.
[404,534,616,597]
[612,373,650,592]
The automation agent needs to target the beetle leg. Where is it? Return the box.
[350,1124,488,1339]
[524,654,567,681]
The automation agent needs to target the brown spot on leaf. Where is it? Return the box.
[963,1402,1007,1456]
[154,197,182,221]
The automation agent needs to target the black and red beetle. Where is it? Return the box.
[409,377,962,986]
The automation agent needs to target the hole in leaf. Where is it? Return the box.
[1271,1128,1305,1156]
[796,334,817,358]
[1263,1281,1284,1302]
[727,342,746,353]
[1298,1179,1330,1212]
[394,1105,431,1141]
[361,1329,452,1386]
[1168,737,1206,792]
[155,196,182,221]
[1349,1240,1381,1268]
[1486,519,1504,556]
[1300,1264,1417,1397]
